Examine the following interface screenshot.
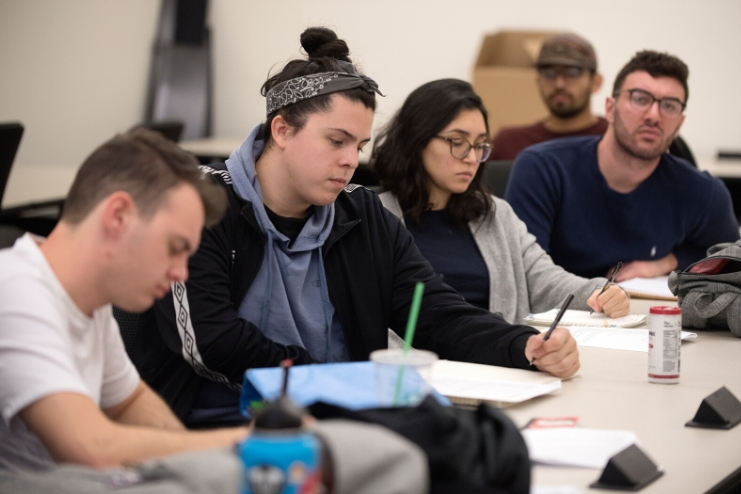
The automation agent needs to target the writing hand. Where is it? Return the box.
[587,285,630,318]
[525,328,580,378]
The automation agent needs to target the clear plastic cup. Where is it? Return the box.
[370,349,438,407]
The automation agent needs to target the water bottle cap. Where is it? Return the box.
[254,396,304,429]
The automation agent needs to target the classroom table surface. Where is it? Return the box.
[508,298,741,493]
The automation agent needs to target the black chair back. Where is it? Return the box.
[483,160,514,198]
[669,135,697,168]
[132,120,185,143]
[0,123,24,207]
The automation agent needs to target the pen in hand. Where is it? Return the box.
[589,261,623,315]
[531,293,574,366]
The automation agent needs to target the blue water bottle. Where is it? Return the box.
[238,360,323,494]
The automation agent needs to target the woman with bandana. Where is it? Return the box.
[143,28,580,427]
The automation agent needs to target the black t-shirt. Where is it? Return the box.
[404,209,490,310]
[264,205,312,247]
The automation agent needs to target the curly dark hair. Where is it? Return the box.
[370,79,492,229]
[261,27,376,145]
[612,50,689,103]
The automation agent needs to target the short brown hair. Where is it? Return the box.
[62,128,226,227]
[612,50,689,103]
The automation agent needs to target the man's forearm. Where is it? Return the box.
[659,253,679,274]
[104,380,184,430]
[105,423,249,468]
[22,392,249,469]
[614,253,678,281]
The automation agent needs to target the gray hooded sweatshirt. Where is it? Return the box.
[225,125,350,362]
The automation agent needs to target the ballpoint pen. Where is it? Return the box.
[531,293,574,366]
[590,262,623,314]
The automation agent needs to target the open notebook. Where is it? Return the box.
[429,360,562,408]
[618,276,677,301]
[525,309,646,328]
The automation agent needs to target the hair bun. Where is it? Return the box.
[300,27,351,62]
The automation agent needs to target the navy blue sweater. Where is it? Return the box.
[505,136,739,279]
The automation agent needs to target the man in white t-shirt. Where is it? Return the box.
[0,129,250,490]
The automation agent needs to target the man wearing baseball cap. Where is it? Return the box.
[489,32,605,160]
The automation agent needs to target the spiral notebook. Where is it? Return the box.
[617,276,677,301]
[524,309,646,328]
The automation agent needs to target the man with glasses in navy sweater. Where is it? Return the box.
[505,50,739,281]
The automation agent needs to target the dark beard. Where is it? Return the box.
[614,118,669,161]
[614,130,664,160]
[549,105,586,119]
[547,94,590,119]
[612,105,672,161]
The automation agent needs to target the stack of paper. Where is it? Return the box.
[525,309,646,328]
[430,360,561,408]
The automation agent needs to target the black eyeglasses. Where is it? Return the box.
[619,88,686,117]
[537,65,588,80]
[434,136,492,162]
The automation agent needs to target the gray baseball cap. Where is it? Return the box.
[537,33,597,71]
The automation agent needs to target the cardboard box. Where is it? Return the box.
[473,30,560,136]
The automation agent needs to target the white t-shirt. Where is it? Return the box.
[0,234,140,470]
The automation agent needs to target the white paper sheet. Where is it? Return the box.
[431,375,562,403]
[562,327,697,352]
[429,360,563,406]
[522,428,639,468]
[525,309,646,328]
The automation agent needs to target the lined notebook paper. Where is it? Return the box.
[525,309,647,328]
[618,276,677,300]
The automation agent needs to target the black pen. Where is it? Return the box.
[531,293,574,366]
[589,262,623,314]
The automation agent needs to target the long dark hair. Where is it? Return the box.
[371,79,492,229]
[261,27,376,145]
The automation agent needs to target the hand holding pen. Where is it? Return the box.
[530,293,575,366]
[589,262,623,315]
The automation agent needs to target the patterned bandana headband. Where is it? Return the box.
[265,61,383,116]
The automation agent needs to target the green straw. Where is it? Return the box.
[393,282,425,405]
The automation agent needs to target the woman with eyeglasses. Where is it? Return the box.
[372,79,629,323]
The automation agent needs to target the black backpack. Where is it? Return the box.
[309,396,530,494]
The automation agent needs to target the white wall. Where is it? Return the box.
[0,0,159,169]
[2,0,740,171]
